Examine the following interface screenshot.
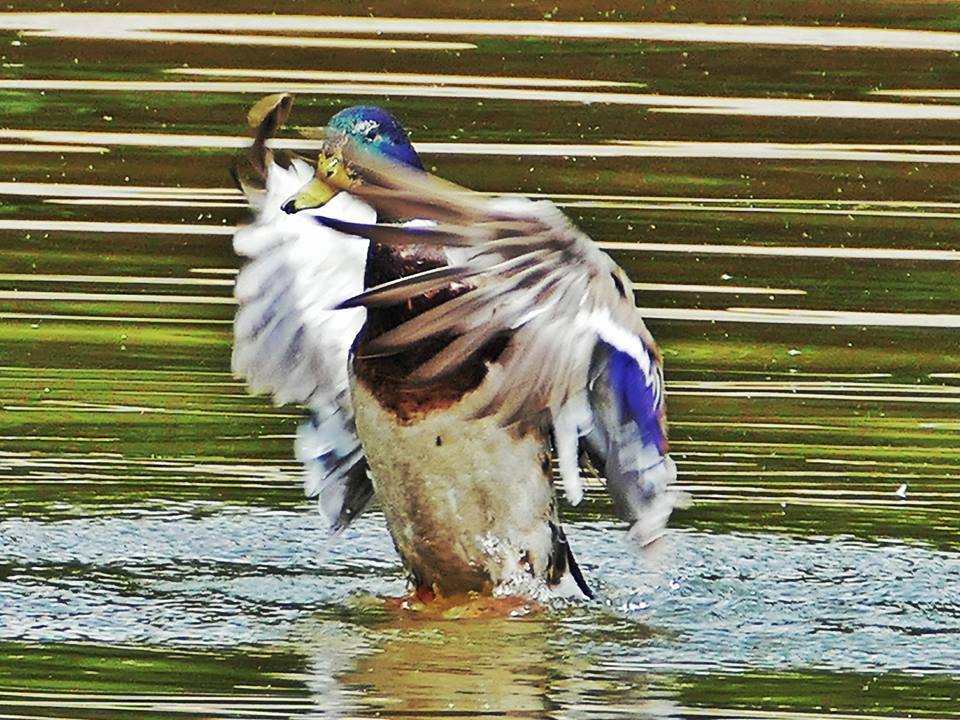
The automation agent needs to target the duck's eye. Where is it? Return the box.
[365,128,379,141]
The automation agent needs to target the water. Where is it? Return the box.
[1,2,959,717]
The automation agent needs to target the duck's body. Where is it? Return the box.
[231,96,677,599]
[352,379,567,595]
[349,229,587,597]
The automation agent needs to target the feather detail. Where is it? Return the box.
[231,186,372,409]
[583,341,677,545]
[296,405,373,532]
[232,99,377,533]
[312,130,677,540]
[552,396,593,505]
[335,265,470,310]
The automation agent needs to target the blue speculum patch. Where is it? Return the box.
[604,342,665,453]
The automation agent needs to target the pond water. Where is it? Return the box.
[1,2,959,718]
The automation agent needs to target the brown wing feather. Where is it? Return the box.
[332,132,659,426]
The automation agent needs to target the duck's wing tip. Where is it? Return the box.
[298,409,375,533]
[233,95,378,533]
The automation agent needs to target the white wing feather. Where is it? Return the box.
[232,158,374,529]
[233,159,372,407]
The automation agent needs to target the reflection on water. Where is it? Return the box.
[9,12,960,52]
[601,241,960,261]
[12,80,960,119]
[169,66,639,88]
[2,1,960,717]
[300,614,566,718]
[638,306,960,328]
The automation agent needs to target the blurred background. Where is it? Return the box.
[0,2,958,718]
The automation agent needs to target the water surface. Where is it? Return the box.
[1,2,959,717]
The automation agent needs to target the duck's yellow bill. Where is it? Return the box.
[285,177,338,212]
[283,146,362,213]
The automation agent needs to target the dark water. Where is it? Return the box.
[1,3,959,718]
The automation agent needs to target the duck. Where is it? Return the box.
[231,94,679,601]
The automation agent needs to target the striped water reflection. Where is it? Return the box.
[1,2,959,718]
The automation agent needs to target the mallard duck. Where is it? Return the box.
[231,95,678,600]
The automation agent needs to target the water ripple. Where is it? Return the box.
[1,510,958,674]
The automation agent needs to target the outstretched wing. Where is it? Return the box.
[318,139,679,544]
[231,96,374,532]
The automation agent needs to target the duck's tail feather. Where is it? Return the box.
[564,540,593,599]
[547,521,594,599]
